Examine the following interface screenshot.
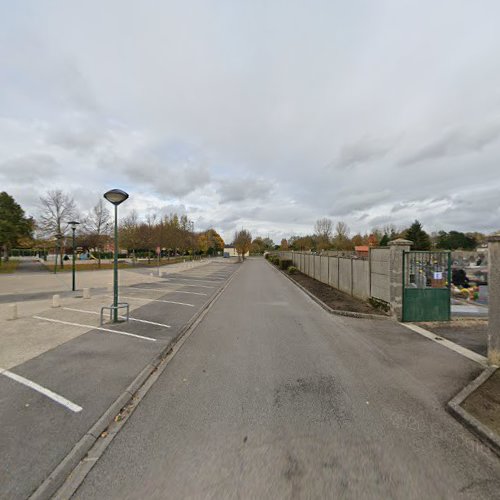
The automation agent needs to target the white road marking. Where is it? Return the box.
[0,367,82,413]
[118,296,195,307]
[166,277,224,283]
[125,286,207,296]
[33,316,157,342]
[62,308,171,328]
[162,280,214,289]
[401,323,488,366]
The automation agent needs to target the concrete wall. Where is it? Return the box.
[329,257,339,288]
[352,259,370,299]
[338,258,352,295]
[314,256,321,281]
[370,248,390,303]
[319,256,329,284]
[275,249,391,306]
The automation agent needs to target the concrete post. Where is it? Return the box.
[488,236,500,365]
[52,294,61,308]
[388,238,413,321]
[8,303,18,320]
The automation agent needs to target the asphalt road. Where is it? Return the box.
[72,258,500,499]
[0,261,236,499]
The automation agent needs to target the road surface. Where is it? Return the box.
[74,258,500,499]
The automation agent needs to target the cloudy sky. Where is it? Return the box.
[1,0,500,243]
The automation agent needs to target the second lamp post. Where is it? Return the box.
[69,221,80,291]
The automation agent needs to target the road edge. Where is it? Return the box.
[266,260,389,321]
[29,262,242,500]
[447,366,500,458]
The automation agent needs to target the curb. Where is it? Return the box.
[447,366,500,458]
[267,260,389,321]
[29,264,241,500]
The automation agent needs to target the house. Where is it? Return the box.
[354,245,369,258]
[223,245,249,258]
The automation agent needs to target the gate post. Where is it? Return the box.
[389,238,413,321]
[488,235,500,365]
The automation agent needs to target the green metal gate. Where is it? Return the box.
[402,251,451,322]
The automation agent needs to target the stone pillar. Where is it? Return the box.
[389,238,413,321]
[488,236,500,365]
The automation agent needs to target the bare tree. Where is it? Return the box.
[333,221,352,251]
[83,198,111,268]
[314,218,333,239]
[234,229,252,261]
[38,190,78,268]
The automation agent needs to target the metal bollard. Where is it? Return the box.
[83,288,91,299]
[52,294,61,308]
[8,303,18,320]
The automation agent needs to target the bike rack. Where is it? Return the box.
[100,302,130,325]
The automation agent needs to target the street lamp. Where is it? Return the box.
[68,221,80,291]
[103,189,129,322]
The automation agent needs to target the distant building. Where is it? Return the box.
[223,245,249,258]
[355,245,369,257]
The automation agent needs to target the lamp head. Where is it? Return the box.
[68,220,80,230]
[104,189,129,206]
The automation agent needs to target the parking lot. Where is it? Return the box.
[0,258,237,499]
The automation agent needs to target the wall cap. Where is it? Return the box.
[388,238,413,247]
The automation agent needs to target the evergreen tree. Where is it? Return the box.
[405,220,431,250]
[0,192,33,262]
[379,234,390,246]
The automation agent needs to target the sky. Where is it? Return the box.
[1,0,500,244]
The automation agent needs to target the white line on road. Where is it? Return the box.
[162,280,214,289]
[0,367,83,413]
[401,323,488,366]
[62,308,171,328]
[125,286,207,296]
[33,316,157,342]
[118,296,195,307]
[165,277,224,283]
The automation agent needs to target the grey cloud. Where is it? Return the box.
[330,137,393,169]
[217,178,273,204]
[122,159,211,198]
[400,123,500,166]
[0,154,59,182]
[329,190,391,217]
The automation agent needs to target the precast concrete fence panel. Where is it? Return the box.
[369,248,391,303]
[353,259,370,300]
[329,257,339,288]
[320,256,329,284]
[338,258,353,295]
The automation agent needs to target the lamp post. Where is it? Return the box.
[68,221,80,291]
[103,189,129,322]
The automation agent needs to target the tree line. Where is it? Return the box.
[0,190,225,268]
[281,219,489,252]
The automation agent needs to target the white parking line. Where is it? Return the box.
[63,308,171,328]
[401,323,488,366]
[125,286,207,296]
[163,280,214,289]
[165,277,224,283]
[0,367,82,413]
[33,316,157,342]
[118,296,195,307]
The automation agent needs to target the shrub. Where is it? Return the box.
[288,266,298,274]
[279,259,293,270]
[368,297,390,313]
